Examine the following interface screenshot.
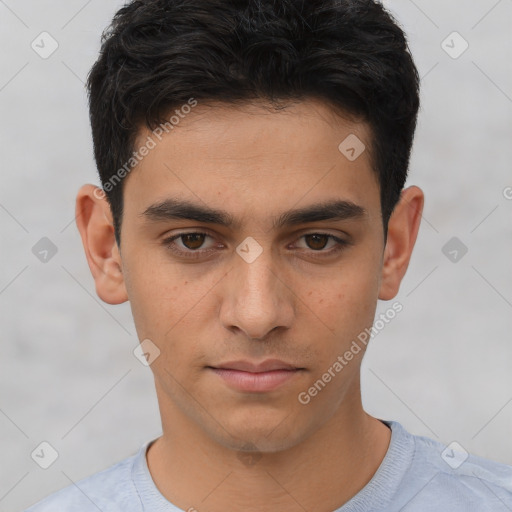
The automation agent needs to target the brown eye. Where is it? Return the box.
[162,231,348,261]
[180,233,206,250]
[162,231,217,260]
[293,233,349,258]
[304,234,330,250]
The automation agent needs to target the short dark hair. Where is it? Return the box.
[87,0,420,246]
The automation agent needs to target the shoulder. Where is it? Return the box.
[394,421,512,509]
[24,449,143,512]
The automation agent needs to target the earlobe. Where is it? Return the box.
[378,186,424,301]
[75,184,128,305]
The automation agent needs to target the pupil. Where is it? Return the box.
[306,234,328,250]
[180,234,329,251]
[183,234,205,250]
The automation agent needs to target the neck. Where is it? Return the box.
[146,381,391,512]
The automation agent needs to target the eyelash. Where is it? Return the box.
[161,232,349,260]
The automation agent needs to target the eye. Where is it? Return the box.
[291,233,349,258]
[173,232,210,250]
[162,232,217,259]
[161,231,349,259]
[296,233,340,251]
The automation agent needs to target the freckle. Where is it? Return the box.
[338,294,342,299]
[319,299,323,304]
[308,291,312,296]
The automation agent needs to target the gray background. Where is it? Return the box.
[1,1,511,510]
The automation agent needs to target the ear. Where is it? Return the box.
[75,184,128,305]
[378,186,424,300]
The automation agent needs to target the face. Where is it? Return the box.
[77,99,423,454]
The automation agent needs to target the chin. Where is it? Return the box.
[212,414,308,454]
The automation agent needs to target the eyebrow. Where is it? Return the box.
[140,197,367,230]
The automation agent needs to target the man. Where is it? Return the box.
[27,0,512,510]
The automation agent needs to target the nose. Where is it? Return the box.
[219,248,295,340]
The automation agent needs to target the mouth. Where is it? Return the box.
[207,359,305,393]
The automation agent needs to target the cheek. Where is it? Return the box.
[306,253,381,335]
[122,244,194,327]
[121,254,178,346]
[123,256,221,369]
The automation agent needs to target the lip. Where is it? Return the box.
[212,359,301,373]
[208,359,304,393]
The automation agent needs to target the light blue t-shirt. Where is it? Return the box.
[25,420,512,511]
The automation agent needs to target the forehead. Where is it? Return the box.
[123,99,381,228]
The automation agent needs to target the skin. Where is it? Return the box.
[75,99,424,512]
